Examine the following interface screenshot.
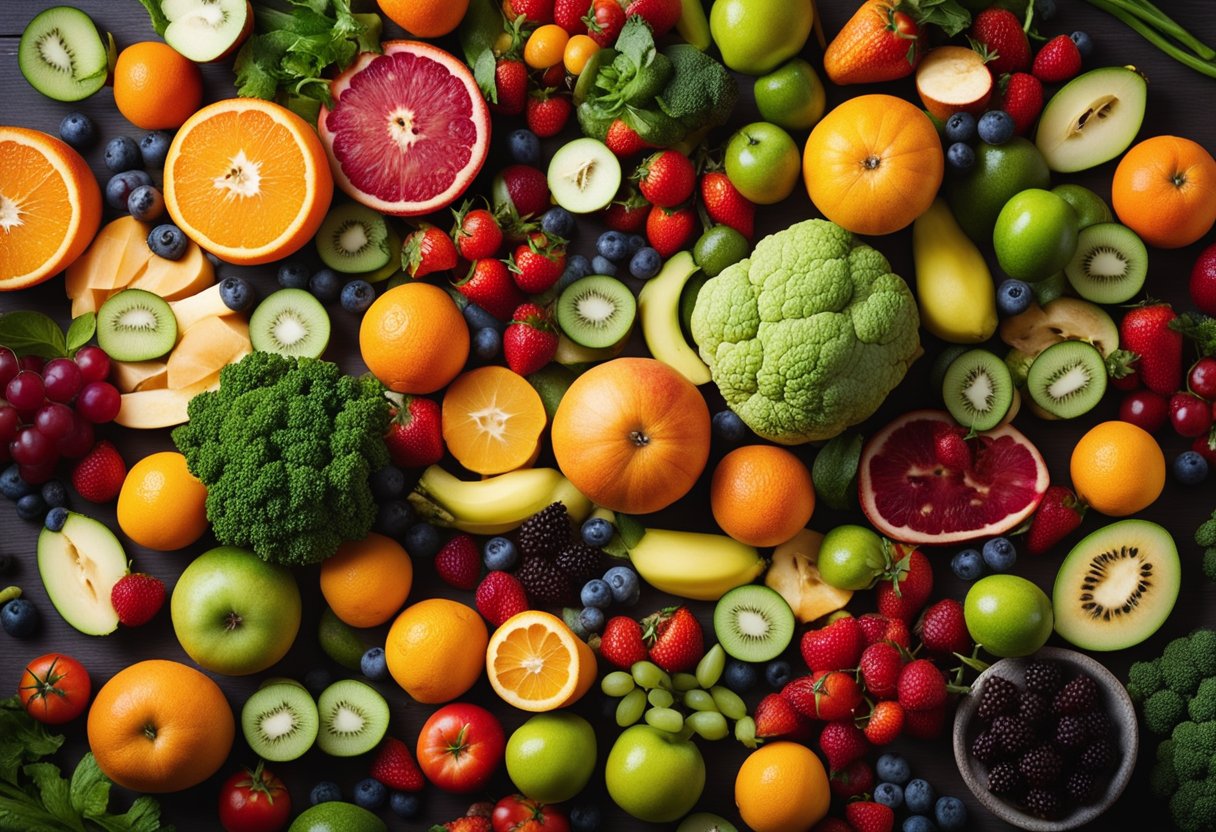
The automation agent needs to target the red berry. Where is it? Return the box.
[1171,391,1213,438]
[1119,390,1169,433]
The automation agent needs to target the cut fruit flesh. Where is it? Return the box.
[999,296,1120,360]
[97,288,179,362]
[167,314,251,390]
[162,0,252,63]
[115,377,219,429]
[241,681,320,762]
[316,202,392,274]
[168,283,235,334]
[1035,67,1147,173]
[112,359,168,393]
[441,365,548,475]
[249,288,331,358]
[764,529,853,623]
[486,610,596,712]
[1064,222,1148,304]
[712,584,796,662]
[315,679,390,757]
[557,275,637,349]
[547,138,622,214]
[1026,340,1107,419]
[37,512,129,636]
[18,6,108,102]
[942,348,1013,431]
[915,46,993,121]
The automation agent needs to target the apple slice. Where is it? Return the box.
[547,138,622,214]
[38,512,129,636]
[162,0,253,63]
[916,46,993,122]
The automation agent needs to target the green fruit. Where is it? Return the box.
[1051,184,1113,230]
[693,225,749,277]
[527,364,579,422]
[506,712,597,803]
[37,512,128,636]
[288,802,387,832]
[317,606,366,671]
[678,812,739,832]
[724,122,801,206]
[709,0,813,76]
[964,574,1054,658]
[945,137,1050,243]
[817,524,886,590]
[753,59,826,131]
[994,189,1080,282]
[606,725,706,822]
[678,270,709,342]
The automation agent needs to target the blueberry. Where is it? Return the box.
[946,142,975,172]
[566,608,590,640]
[902,817,937,832]
[40,480,67,508]
[375,500,415,538]
[542,207,575,238]
[596,231,629,262]
[370,465,406,501]
[127,185,165,222]
[1070,30,1094,59]
[934,796,967,831]
[463,301,504,333]
[943,112,977,145]
[309,781,342,806]
[904,778,936,815]
[309,268,342,303]
[581,517,614,548]
[1,599,39,639]
[875,781,904,809]
[558,254,593,291]
[404,522,442,558]
[602,565,640,605]
[0,555,12,576]
[996,279,1033,317]
[723,659,759,693]
[219,276,254,312]
[104,136,142,172]
[982,536,1017,572]
[950,548,984,582]
[473,326,501,360]
[361,647,389,681]
[876,752,912,785]
[765,659,792,689]
[58,112,96,149]
[278,261,311,289]
[105,170,152,210]
[341,279,375,314]
[44,506,68,532]
[139,131,172,168]
[578,606,605,633]
[509,130,541,165]
[590,255,617,276]
[1175,450,1209,485]
[569,804,602,832]
[580,578,613,609]
[712,410,747,442]
[484,536,519,571]
[389,791,421,819]
[148,224,188,261]
[977,110,1015,145]
[303,667,333,696]
[0,465,31,501]
[15,493,46,522]
[626,234,646,255]
[1035,0,1057,20]
[629,246,662,280]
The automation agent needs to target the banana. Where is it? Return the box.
[675,0,711,50]
[628,528,766,601]
[408,465,592,535]
[912,198,998,344]
[638,251,712,386]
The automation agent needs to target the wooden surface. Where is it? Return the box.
[2,1,1216,830]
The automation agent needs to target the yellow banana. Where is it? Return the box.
[408,466,592,535]
[638,251,712,385]
[628,528,766,601]
[912,198,998,344]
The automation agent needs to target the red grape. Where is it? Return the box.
[18,355,44,374]
[77,382,120,424]
[42,358,83,403]
[1170,392,1213,438]
[10,426,55,466]
[34,403,74,440]
[6,371,45,410]
[74,346,110,384]
[1119,390,1169,434]
[57,414,94,459]
[0,406,17,444]
[18,462,57,485]
[0,348,17,388]
[1189,357,1216,401]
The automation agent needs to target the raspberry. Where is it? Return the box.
[554,542,601,583]
[1054,715,1088,751]
[517,502,571,559]
[1023,788,1061,819]
[991,714,1034,757]
[1018,745,1063,788]
[1023,660,1062,696]
[977,675,1020,722]
[1018,691,1051,731]
[515,555,572,605]
[987,761,1023,796]
[1053,674,1098,715]
[1066,770,1096,803]
[1080,739,1115,772]
[970,730,1002,764]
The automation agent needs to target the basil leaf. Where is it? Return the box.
[615,513,646,550]
[0,312,67,359]
[65,313,96,354]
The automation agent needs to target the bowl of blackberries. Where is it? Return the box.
[952,646,1138,830]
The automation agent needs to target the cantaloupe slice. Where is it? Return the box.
[167,315,251,390]
[112,360,168,393]
[168,284,234,335]
[129,242,213,300]
[115,377,219,430]
[70,289,107,319]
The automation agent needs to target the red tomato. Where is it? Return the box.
[218,764,291,832]
[18,653,90,725]
[492,794,571,832]
[416,702,505,793]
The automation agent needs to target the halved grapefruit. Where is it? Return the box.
[318,41,490,217]
[858,409,1048,545]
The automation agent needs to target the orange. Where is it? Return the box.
[163,98,334,265]
[360,282,470,394]
[385,598,488,704]
[442,366,548,475]
[113,42,203,130]
[735,742,830,832]
[485,610,597,712]
[378,0,469,38]
[710,444,815,547]
[1070,420,1165,517]
[1112,135,1216,249]
[117,451,209,551]
[0,127,102,291]
[319,532,414,628]
[87,659,234,793]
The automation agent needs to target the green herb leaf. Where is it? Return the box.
[0,312,67,359]
[908,0,972,36]
[65,313,96,354]
[22,763,82,831]
[134,0,169,36]
[0,698,64,784]
[68,754,111,820]
[460,0,506,67]
[615,16,656,69]
[1170,312,1216,355]
[615,513,646,549]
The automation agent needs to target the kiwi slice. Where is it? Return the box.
[712,585,796,662]
[1052,519,1180,651]
[556,276,637,349]
[315,679,389,757]
[96,289,178,361]
[241,680,319,762]
[941,348,1013,431]
[1064,222,1148,304]
[316,203,392,274]
[1026,340,1107,420]
[250,288,331,358]
[18,6,108,102]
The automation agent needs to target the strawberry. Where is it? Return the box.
[71,440,126,502]
[700,171,755,240]
[452,203,504,261]
[635,150,696,208]
[605,119,651,159]
[823,0,922,86]
[431,818,492,832]
[1032,34,1083,84]
[457,259,527,321]
[933,423,971,470]
[553,0,589,34]
[818,719,869,771]
[503,0,554,26]
[511,233,566,294]
[645,204,696,258]
[370,737,425,792]
[969,8,1030,76]
[863,699,905,745]
[903,704,947,739]
[876,547,933,624]
[811,819,856,832]
[845,801,895,832]
[385,395,444,468]
[402,224,458,279]
[897,658,947,712]
[492,58,528,116]
[858,613,911,650]
[435,533,481,590]
[110,573,165,627]
[602,188,650,232]
[643,606,703,673]
[1026,485,1087,555]
[858,641,903,700]
[800,615,863,672]
[1121,303,1183,395]
[495,164,551,219]
[621,0,682,36]
[998,72,1044,136]
[829,758,874,800]
[917,599,972,657]
[503,303,559,376]
[784,671,863,721]
[475,571,530,627]
[526,92,572,139]
[754,693,803,738]
[599,615,647,669]
[584,0,625,48]
[537,63,565,89]
[1111,368,1142,392]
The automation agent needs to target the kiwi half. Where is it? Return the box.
[1026,340,1107,420]
[941,348,1013,431]
[712,585,795,662]
[316,203,392,274]
[18,6,108,102]
[556,275,636,349]
[250,288,331,358]
[96,289,178,361]
[315,679,389,757]
[241,680,319,762]
[1064,222,1148,304]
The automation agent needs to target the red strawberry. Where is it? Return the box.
[829,758,874,800]
[385,395,444,468]
[917,599,972,658]
[969,8,1030,76]
[492,58,528,116]
[1032,34,1083,84]
[584,0,625,48]
[553,0,589,34]
[818,719,869,771]
[475,571,530,627]
[811,819,856,832]
[897,658,947,712]
[635,150,696,208]
[621,0,682,36]
[602,188,650,232]
[700,171,755,239]
[1121,303,1183,395]
[800,615,864,672]
[71,441,126,503]
[403,224,458,279]
[845,801,895,832]
[876,548,933,624]
[511,233,566,294]
[605,118,651,158]
[646,204,696,258]
[435,534,481,590]
[1111,367,1142,392]
[998,72,1044,136]
[1026,485,1087,555]
[457,258,527,321]
[933,423,971,471]
[370,737,425,792]
[110,573,165,627]
[754,693,803,738]
[599,615,647,669]
[452,203,504,261]
[431,818,492,832]
[784,671,862,721]
[526,92,572,139]
[858,641,903,700]
[858,613,911,650]
[1192,242,1216,316]
[503,303,559,376]
[643,606,703,673]
[495,165,551,219]
[503,0,554,26]
[903,704,947,739]
[863,699,905,745]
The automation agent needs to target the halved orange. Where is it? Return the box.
[0,127,102,291]
[163,98,333,265]
[442,366,548,475]
[486,610,597,712]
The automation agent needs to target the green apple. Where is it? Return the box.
[37,512,128,636]
[817,525,886,590]
[993,188,1079,282]
[710,0,813,75]
[606,724,705,822]
[171,546,302,676]
[1051,183,1113,230]
[505,712,596,803]
[964,574,1054,658]
[725,122,800,206]
[678,812,738,832]
[754,59,826,132]
[288,802,386,832]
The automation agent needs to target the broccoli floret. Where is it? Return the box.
[1164,637,1204,696]
[1151,758,1179,799]
[1173,721,1216,781]
[1204,547,1216,582]
[1171,778,1216,832]
[1193,629,1216,675]
[1159,738,1177,763]
[658,44,737,134]
[172,352,390,566]
[1191,678,1216,723]
[1195,516,1216,548]
[1146,689,1188,735]
[1128,658,1164,705]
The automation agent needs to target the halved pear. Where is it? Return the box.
[1035,67,1146,173]
[38,512,129,636]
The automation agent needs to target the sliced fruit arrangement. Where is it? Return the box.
[18,6,110,102]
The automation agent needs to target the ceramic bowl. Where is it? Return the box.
[951,646,1138,831]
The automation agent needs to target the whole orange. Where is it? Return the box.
[735,741,830,831]
[319,532,413,628]
[385,598,488,704]
[87,659,234,793]
[711,444,815,547]
[1070,420,1165,517]
[1112,135,1216,249]
[117,451,209,551]
[360,282,470,394]
[378,0,469,37]
[113,42,203,130]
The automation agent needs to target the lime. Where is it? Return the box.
[817,525,886,590]
[693,225,749,278]
[317,606,366,671]
[811,433,862,512]
[1051,183,1113,230]
[754,59,826,132]
[964,574,1054,658]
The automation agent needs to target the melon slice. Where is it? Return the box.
[66,216,149,298]
[112,359,168,393]
[168,315,251,390]
[128,241,214,300]
[168,284,234,334]
[115,377,219,429]
[71,289,107,319]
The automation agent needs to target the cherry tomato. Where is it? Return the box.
[218,763,291,832]
[492,794,571,832]
[19,653,90,725]
[525,24,570,70]
[416,703,505,793]
[563,34,600,76]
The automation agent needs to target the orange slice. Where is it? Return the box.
[442,366,548,475]
[486,610,597,712]
[163,98,333,265]
[0,127,102,291]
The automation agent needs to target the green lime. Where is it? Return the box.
[317,606,366,671]
[964,574,1054,658]
[753,59,826,132]
[993,188,1079,282]
[693,225,749,278]
[945,137,1050,243]
[811,433,862,512]
[527,364,578,422]
[817,525,886,590]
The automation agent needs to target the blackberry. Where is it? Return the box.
[555,542,602,583]
[517,502,572,559]
[1066,770,1096,803]
[970,730,1002,764]
[1053,674,1098,715]
[1054,715,1088,751]
[1023,788,1062,819]
[1023,660,1062,696]
[1018,691,1051,731]
[977,675,1020,722]
[1018,745,1063,788]
[1082,710,1111,741]
[991,714,1034,757]
[987,761,1023,796]
[515,555,573,605]
[1080,739,1115,772]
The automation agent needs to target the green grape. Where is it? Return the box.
[695,644,726,689]
[672,672,699,691]
[616,689,646,727]
[710,685,747,720]
[647,688,674,709]
[631,661,671,690]
[601,671,636,697]
[687,710,729,740]
[683,689,717,712]
[735,715,758,748]
[644,707,685,734]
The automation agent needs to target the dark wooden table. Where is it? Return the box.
[3,1,1215,830]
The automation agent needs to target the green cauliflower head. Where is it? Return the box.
[690,219,921,444]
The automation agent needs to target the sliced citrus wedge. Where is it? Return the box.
[486,610,597,712]
[442,366,548,475]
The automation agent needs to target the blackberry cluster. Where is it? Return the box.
[517,502,572,559]
[970,730,1000,764]
[515,555,573,605]
[987,762,1022,796]
[977,675,1020,721]
[1018,691,1051,731]
[1024,660,1062,697]
[554,542,601,583]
